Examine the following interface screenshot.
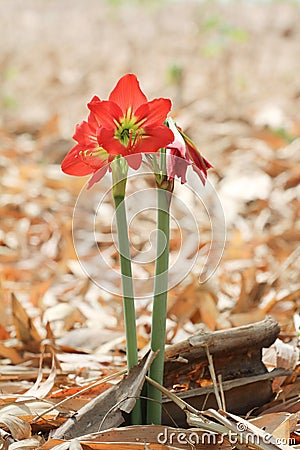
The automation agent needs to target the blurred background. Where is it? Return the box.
[1,0,300,147]
[0,0,300,341]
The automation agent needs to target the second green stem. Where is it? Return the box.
[113,194,141,424]
[147,186,171,424]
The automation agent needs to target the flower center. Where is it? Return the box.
[120,127,131,143]
[114,109,146,149]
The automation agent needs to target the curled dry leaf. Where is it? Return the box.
[0,401,69,430]
[263,338,299,371]
[263,338,299,390]
[0,413,31,440]
[17,352,57,401]
[11,294,41,351]
[49,440,83,450]
[250,412,298,442]
[205,409,295,450]
[167,280,219,330]
[53,351,156,439]
[8,437,43,450]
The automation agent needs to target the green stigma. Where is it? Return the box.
[114,110,146,148]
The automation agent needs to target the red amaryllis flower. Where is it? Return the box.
[166,118,212,185]
[89,74,174,157]
[62,74,174,186]
[61,101,110,177]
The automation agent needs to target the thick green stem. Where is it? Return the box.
[113,195,138,369]
[147,186,171,424]
[113,193,141,424]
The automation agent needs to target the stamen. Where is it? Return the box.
[126,107,132,120]
[79,148,108,160]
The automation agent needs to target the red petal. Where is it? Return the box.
[186,142,212,175]
[192,165,207,185]
[98,128,127,155]
[73,121,87,142]
[166,121,188,159]
[202,156,213,170]
[73,121,97,147]
[87,111,100,130]
[108,74,147,115]
[87,95,101,127]
[61,146,94,176]
[166,149,190,184]
[135,98,172,127]
[126,153,142,170]
[134,126,174,153]
[90,95,101,102]
[87,165,109,188]
[88,100,122,128]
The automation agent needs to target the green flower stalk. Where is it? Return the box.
[147,150,173,425]
[111,157,141,424]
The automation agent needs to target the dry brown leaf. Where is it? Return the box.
[264,339,299,371]
[263,338,299,389]
[0,401,70,431]
[191,291,219,330]
[50,440,83,450]
[0,324,10,341]
[232,271,249,313]
[9,437,44,449]
[259,397,300,415]
[252,129,288,150]
[0,366,41,383]
[53,352,156,439]
[43,303,85,333]
[0,412,31,440]
[11,294,41,349]
[250,412,298,441]
[168,280,218,329]
[0,343,23,365]
[28,279,54,309]
[42,441,184,450]
[18,351,57,400]
[283,168,300,189]
[0,282,12,328]
[36,114,60,141]
[229,309,266,327]
[224,230,254,260]
[67,424,232,450]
